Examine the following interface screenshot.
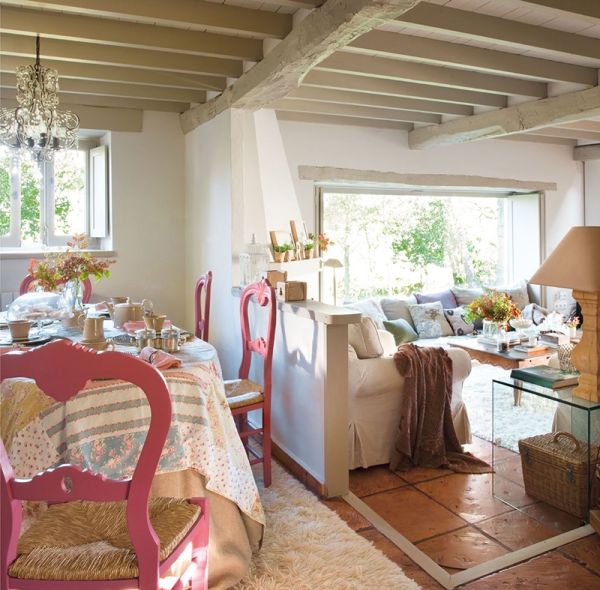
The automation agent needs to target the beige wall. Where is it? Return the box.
[0,111,187,325]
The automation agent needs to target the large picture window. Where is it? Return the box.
[319,190,541,305]
[0,146,87,248]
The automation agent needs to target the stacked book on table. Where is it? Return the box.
[510,365,579,389]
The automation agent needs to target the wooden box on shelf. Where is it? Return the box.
[276,281,307,302]
[265,270,287,286]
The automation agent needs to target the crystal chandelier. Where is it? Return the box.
[0,35,79,162]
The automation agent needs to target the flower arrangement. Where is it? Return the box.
[309,232,333,253]
[273,243,293,262]
[27,234,114,291]
[464,290,520,325]
[565,316,580,329]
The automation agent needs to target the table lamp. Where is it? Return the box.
[323,258,344,306]
[529,226,600,401]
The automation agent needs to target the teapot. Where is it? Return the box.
[101,298,153,328]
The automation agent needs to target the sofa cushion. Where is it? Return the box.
[408,302,453,338]
[348,316,384,359]
[380,295,417,328]
[488,280,530,310]
[444,307,474,336]
[451,286,484,307]
[415,289,458,309]
[383,318,419,345]
[346,299,387,329]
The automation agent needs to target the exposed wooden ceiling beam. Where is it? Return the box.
[0,7,262,61]
[409,85,600,149]
[180,0,423,133]
[347,30,597,86]
[0,72,206,103]
[302,71,507,108]
[316,52,547,97]
[497,134,576,146]
[558,120,600,133]
[0,87,189,112]
[1,97,144,131]
[276,110,413,130]
[0,55,227,92]
[574,143,600,160]
[398,3,600,61]
[0,0,292,40]
[520,0,600,21]
[528,127,600,142]
[273,97,441,123]
[289,86,474,116]
[0,34,242,77]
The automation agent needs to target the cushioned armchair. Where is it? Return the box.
[347,320,472,469]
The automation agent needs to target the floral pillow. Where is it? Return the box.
[444,307,474,336]
[408,302,453,338]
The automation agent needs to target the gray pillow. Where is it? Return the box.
[451,286,484,307]
[380,295,417,328]
[383,318,419,345]
[488,280,530,311]
[444,307,474,336]
[415,289,458,309]
[408,302,453,338]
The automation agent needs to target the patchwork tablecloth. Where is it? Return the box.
[0,338,264,526]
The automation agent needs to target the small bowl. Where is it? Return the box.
[510,318,533,331]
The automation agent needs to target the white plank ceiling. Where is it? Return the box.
[0,0,598,144]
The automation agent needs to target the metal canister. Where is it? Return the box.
[135,328,157,352]
[161,327,182,353]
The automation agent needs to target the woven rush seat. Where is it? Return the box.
[224,378,264,410]
[9,497,201,581]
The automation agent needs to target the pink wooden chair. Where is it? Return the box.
[0,340,209,590]
[224,279,276,487]
[19,276,93,304]
[194,271,213,342]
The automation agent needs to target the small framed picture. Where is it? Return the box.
[290,220,308,246]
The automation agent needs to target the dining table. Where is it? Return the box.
[0,318,264,590]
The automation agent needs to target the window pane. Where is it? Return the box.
[20,158,42,246]
[0,148,12,237]
[53,149,86,237]
[321,193,511,304]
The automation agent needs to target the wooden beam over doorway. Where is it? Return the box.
[180,0,422,133]
[408,86,600,149]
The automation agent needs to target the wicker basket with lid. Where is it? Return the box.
[518,431,599,519]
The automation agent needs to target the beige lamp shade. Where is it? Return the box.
[323,258,344,269]
[529,226,600,291]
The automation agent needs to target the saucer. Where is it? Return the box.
[0,334,52,347]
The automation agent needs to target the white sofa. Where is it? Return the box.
[347,324,472,470]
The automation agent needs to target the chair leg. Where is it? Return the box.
[262,409,272,488]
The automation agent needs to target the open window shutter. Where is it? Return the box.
[89,145,108,238]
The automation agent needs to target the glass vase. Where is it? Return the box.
[482,319,504,338]
[64,278,85,315]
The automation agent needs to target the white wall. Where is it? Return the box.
[278,121,584,254]
[1,111,187,325]
[585,159,600,225]
[184,110,240,377]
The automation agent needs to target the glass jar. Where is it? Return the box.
[239,234,269,287]
[135,328,157,352]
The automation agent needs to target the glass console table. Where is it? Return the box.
[492,378,600,542]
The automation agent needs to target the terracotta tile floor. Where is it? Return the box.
[329,435,600,588]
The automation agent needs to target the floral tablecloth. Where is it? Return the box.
[0,338,264,526]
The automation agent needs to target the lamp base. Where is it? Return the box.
[571,290,599,402]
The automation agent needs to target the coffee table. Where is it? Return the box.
[448,336,555,405]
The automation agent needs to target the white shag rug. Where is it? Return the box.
[462,361,557,452]
[236,463,421,590]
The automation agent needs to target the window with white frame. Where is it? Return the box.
[0,146,89,248]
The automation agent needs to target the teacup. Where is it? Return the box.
[144,314,167,332]
[81,339,115,352]
[8,320,33,341]
[78,315,105,342]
